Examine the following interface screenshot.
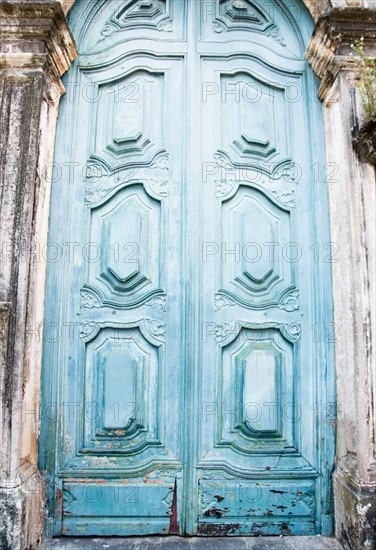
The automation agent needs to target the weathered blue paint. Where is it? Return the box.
[40,0,336,538]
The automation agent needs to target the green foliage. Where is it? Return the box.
[351,38,376,120]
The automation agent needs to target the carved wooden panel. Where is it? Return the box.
[197,28,334,534]
[218,72,293,177]
[42,28,185,533]
[104,0,172,34]
[219,186,298,310]
[42,0,335,538]
[89,71,165,173]
[219,326,295,451]
[62,479,179,536]
[81,0,185,51]
[79,324,164,455]
[83,185,163,309]
[199,0,302,55]
[212,0,286,44]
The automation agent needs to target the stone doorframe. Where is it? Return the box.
[0,1,374,549]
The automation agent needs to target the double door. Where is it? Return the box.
[41,0,335,537]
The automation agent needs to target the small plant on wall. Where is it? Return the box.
[351,37,376,121]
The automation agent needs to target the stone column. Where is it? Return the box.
[306,8,376,550]
[0,2,77,549]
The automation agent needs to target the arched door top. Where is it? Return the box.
[69,0,314,57]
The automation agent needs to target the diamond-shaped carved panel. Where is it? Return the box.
[84,184,163,309]
[219,186,298,310]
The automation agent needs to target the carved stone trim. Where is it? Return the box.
[0,8,77,548]
[305,9,376,101]
[0,2,78,93]
[334,466,376,550]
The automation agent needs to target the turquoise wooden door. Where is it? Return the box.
[41,0,335,538]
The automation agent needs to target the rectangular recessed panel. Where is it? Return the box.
[103,351,136,429]
[243,349,278,433]
[63,480,173,518]
[199,479,315,522]
[62,479,173,536]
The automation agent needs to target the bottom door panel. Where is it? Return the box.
[197,478,316,536]
[62,476,182,536]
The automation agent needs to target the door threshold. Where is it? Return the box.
[43,535,343,549]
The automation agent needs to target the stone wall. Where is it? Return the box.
[306,9,376,547]
[0,3,77,548]
[0,1,374,549]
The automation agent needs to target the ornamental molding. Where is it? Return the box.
[0,2,77,92]
[305,8,376,101]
